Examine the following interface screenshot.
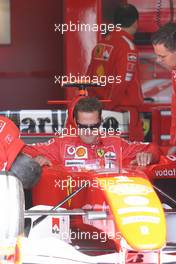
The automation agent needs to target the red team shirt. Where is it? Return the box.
[24,135,159,170]
[87,29,143,109]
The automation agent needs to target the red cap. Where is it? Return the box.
[0,116,25,171]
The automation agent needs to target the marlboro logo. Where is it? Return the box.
[94,44,113,61]
[52,218,60,234]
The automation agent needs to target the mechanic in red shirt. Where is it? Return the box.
[0,115,24,171]
[24,97,160,170]
[87,4,143,140]
[0,115,41,188]
[151,23,176,154]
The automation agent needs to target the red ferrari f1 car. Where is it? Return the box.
[1,83,176,264]
[21,84,176,264]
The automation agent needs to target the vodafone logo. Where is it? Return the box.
[67,146,76,155]
[155,168,176,177]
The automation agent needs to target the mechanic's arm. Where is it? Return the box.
[23,138,60,167]
[33,155,52,166]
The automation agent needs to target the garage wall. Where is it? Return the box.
[0,0,64,109]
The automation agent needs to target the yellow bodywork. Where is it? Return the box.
[98,176,166,250]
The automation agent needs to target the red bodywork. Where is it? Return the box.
[32,155,176,207]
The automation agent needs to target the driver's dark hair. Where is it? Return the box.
[151,22,176,51]
[114,4,139,28]
[10,153,41,189]
[73,97,102,121]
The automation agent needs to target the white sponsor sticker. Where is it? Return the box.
[104,151,116,159]
[125,72,133,81]
[124,196,149,206]
[114,176,134,182]
[118,207,159,215]
[128,53,137,62]
[108,183,153,195]
[122,215,160,225]
[65,160,85,167]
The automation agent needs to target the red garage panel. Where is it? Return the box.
[64,0,101,99]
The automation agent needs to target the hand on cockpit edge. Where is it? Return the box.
[34,155,52,167]
[130,152,153,166]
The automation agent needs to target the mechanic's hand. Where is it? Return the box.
[34,155,52,167]
[130,152,152,166]
[168,146,176,155]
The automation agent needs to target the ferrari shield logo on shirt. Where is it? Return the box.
[97,149,105,157]
[0,120,6,133]
[52,218,60,234]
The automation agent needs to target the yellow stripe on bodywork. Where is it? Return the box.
[98,176,166,250]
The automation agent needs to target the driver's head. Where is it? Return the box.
[73,97,102,144]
